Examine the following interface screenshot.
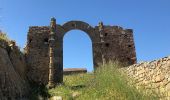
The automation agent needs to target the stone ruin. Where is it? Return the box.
[2,18,170,99]
[24,18,137,87]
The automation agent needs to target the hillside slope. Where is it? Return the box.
[46,62,158,100]
[0,39,29,99]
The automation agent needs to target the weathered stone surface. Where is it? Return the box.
[51,96,62,100]
[25,26,50,84]
[25,20,137,85]
[9,42,27,79]
[122,56,170,99]
[0,40,29,99]
[72,92,81,98]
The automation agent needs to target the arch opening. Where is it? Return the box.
[63,30,93,72]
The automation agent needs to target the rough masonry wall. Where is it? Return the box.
[25,26,50,84]
[122,56,170,99]
[0,40,29,100]
[101,26,136,64]
[25,21,136,85]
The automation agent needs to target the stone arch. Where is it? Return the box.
[53,21,98,83]
[61,21,96,43]
[26,18,137,86]
[61,21,96,70]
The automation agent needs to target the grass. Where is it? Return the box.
[47,62,159,100]
[0,32,9,42]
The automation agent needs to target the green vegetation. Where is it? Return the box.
[0,32,9,41]
[47,62,158,100]
[29,83,49,100]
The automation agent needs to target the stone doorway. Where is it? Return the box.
[53,21,97,83]
[63,30,93,73]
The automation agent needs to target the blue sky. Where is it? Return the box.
[0,0,170,71]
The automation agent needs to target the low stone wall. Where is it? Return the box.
[63,68,87,75]
[122,56,170,99]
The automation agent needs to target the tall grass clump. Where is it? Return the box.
[48,61,158,100]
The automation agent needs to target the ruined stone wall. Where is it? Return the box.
[25,21,136,85]
[0,40,29,99]
[122,56,170,99]
[25,26,50,84]
[101,26,136,64]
